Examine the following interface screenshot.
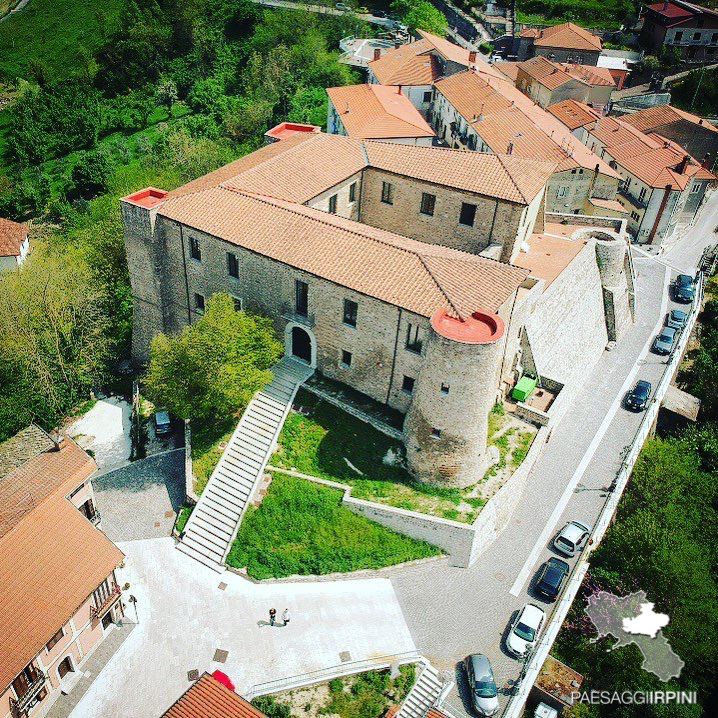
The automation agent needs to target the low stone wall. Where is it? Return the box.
[515,403,550,426]
[267,424,550,568]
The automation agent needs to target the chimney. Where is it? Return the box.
[396,85,401,94]
[469,50,477,63]
[595,163,600,174]
[677,154,691,174]
[702,153,712,169]
[373,48,381,61]
[664,140,670,148]
[395,41,401,49]
[345,102,350,114]
[507,141,514,154]
[699,118,704,125]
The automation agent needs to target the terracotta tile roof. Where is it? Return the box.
[327,84,435,139]
[547,99,599,130]
[0,217,28,257]
[369,38,441,85]
[163,673,265,718]
[566,63,615,87]
[621,104,718,136]
[522,22,602,52]
[493,61,520,82]
[0,437,96,539]
[158,187,529,320]
[518,57,615,90]
[589,197,629,213]
[0,435,123,692]
[435,71,619,177]
[645,2,698,20]
[514,230,588,287]
[416,29,471,67]
[588,116,716,188]
[0,424,55,480]
[364,141,555,204]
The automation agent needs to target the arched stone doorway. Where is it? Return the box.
[291,326,312,364]
[57,656,74,680]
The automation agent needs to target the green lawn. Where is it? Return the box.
[271,390,483,522]
[191,417,236,495]
[226,474,440,579]
[174,505,193,535]
[0,0,125,81]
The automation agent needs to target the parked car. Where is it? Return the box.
[535,557,570,600]
[625,379,651,411]
[335,3,351,11]
[674,274,695,303]
[666,309,688,330]
[373,9,387,17]
[154,409,172,436]
[553,520,590,557]
[507,604,545,658]
[463,654,499,716]
[652,326,676,355]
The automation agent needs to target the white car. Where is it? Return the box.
[553,520,591,557]
[507,604,545,657]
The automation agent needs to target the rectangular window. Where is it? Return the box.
[343,299,358,327]
[349,182,357,202]
[381,181,393,205]
[423,90,432,103]
[420,192,436,216]
[189,236,201,261]
[459,202,477,227]
[227,252,239,278]
[46,627,64,652]
[295,280,308,317]
[341,350,352,368]
[12,664,41,699]
[431,428,441,438]
[328,194,338,214]
[691,183,702,193]
[639,187,647,202]
[675,31,683,42]
[93,578,111,608]
[440,383,450,395]
[405,323,423,354]
[693,32,701,41]
[557,186,568,198]
[631,211,640,222]
[711,33,718,44]
[232,296,242,311]
[194,293,205,313]
[402,375,415,394]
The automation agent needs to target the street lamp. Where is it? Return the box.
[128,594,139,624]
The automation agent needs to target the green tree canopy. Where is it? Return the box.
[391,0,448,36]
[144,293,283,421]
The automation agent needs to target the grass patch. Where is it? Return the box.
[191,417,236,495]
[174,505,193,535]
[0,0,125,82]
[226,474,439,579]
[68,397,97,418]
[271,390,480,522]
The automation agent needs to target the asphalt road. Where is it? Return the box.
[389,191,718,716]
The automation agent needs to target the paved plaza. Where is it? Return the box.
[67,538,417,718]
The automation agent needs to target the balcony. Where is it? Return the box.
[90,582,121,622]
[281,304,315,328]
[11,673,47,716]
[618,187,647,210]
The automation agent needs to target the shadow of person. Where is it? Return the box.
[257,620,270,627]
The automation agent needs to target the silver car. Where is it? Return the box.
[464,654,499,716]
[553,520,590,557]
[652,326,676,355]
[666,309,687,330]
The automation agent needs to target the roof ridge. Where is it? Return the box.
[495,154,530,204]
[416,254,463,318]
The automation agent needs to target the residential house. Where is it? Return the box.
[0,426,124,718]
[0,218,30,271]
[367,29,473,115]
[510,56,615,111]
[326,84,435,145]
[547,99,601,139]
[161,673,266,718]
[619,104,718,170]
[431,68,625,216]
[516,22,603,65]
[640,2,718,64]
[551,108,716,244]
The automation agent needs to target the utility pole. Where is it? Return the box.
[689,63,707,111]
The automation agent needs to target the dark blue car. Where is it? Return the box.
[535,557,570,600]
[674,274,695,304]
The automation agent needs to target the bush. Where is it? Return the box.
[71,149,114,198]
[226,475,440,579]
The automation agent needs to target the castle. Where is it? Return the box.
[122,130,634,488]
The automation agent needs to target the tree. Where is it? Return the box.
[156,77,179,114]
[391,0,448,36]
[288,86,328,128]
[71,149,114,198]
[641,55,660,74]
[144,293,283,422]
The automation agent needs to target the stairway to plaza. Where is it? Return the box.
[178,357,314,571]
[397,662,445,718]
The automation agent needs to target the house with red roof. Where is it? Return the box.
[0,218,30,271]
[641,2,718,64]
[0,426,124,718]
[516,22,603,66]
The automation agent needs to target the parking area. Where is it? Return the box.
[93,450,186,542]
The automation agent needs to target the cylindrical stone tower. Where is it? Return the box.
[404,309,506,488]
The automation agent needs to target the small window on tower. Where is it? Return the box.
[431,428,441,439]
[402,375,415,394]
[440,383,450,395]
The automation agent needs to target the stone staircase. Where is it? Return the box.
[397,662,445,718]
[178,357,313,571]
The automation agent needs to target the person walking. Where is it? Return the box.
[282,608,290,626]
[269,608,277,626]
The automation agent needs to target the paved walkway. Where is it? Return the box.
[45,624,135,718]
[93,450,186,542]
[67,538,416,718]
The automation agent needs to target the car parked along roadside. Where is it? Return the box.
[553,520,590,557]
[507,604,545,658]
[535,557,570,600]
[464,654,499,716]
